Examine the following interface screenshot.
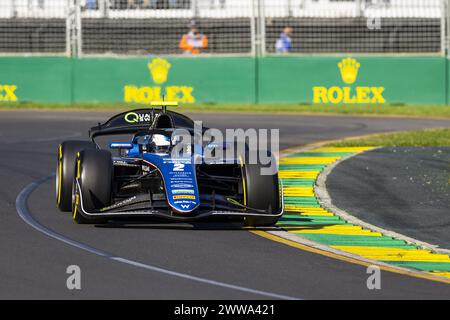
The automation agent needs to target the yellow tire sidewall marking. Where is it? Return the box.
[57,144,63,206]
[73,153,81,220]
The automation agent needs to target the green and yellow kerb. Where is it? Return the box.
[277,147,450,280]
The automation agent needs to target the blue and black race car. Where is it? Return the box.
[56,102,283,226]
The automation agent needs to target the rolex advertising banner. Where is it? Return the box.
[258,56,447,105]
[0,56,447,105]
[0,56,256,104]
[73,57,256,104]
[0,57,72,103]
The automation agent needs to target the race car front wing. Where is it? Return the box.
[74,180,284,221]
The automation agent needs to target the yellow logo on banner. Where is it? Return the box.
[313,58,385,105]
[124,57,195,104]
[338,58,360,84]
[148,57,171,84]
[0,85,18,101]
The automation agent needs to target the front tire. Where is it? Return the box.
[72,149,113,224]
[242,153,281,227]
[56,140,96,212]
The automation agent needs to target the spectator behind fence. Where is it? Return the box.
[275,27,293,54]
[85,0,97,10]
[179,22,208,55]
[118,0,188,9]
[126,0,151,9]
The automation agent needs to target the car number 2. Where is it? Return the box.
[173,163,185,171]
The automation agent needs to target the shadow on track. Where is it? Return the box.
[95,220,279,231]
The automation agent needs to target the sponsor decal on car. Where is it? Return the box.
[173,195,196,200]
[174,200,197,205]
[172,189,195,195]
[171,183,194,189]
[100,196,137,212]
[313,58,386,105]
[124,112,152,124]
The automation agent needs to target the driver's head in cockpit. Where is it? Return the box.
[148,134,171,153]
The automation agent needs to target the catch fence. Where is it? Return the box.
[0,0,447,56]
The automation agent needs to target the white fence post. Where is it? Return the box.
[65,0,82,57]
[257,0,266,57]
[75,0,82,57]
[445,0,450,57]
[356,0,362,17]
[11,0,17,17]
[441,0,446,56]
[99,0,109,18]
[287,0,293,17]
[192,0,198,18]
[251,0,257,57]
[66,0,74,57]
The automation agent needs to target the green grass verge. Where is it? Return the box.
[1,102,450,118]
[328,128,450,147]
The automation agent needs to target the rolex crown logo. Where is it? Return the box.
[338,58,360,85]
[148,58,171,84]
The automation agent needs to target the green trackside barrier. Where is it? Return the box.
[0,57,73,103]
[258,56,447,105]
[0,56,448,105]
[72,56,256,104]
[0,56,257,105]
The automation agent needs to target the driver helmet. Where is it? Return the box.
[150,134,171,152]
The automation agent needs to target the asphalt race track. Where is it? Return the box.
[1,110,450,299]
[327,147,450,251]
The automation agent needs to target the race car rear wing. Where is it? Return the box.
[89,108,194,139]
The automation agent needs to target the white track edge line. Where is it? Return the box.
[15,174,300,300]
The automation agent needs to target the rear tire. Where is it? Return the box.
[72,149,113,224]
[242,152,281,227]
[56,140,96,212]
